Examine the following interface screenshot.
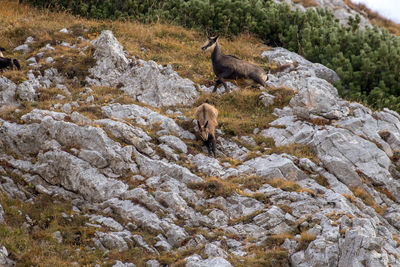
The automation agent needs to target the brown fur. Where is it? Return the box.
[194,103,219,157]
[202,36,268,92]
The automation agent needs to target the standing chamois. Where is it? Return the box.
[201,35,268,92]
[194,102,218,157]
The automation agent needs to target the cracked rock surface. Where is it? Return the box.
[2,27,400,267]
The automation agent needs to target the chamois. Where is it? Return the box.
[194,102,218,157]
[0,57,21,71]
[0,47,21,71]
[202,35,268,92]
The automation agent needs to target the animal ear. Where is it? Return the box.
[204,121,209,128]
[197,120,201,129]
[213,35,219,41]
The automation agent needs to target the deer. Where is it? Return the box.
[194,102,219,157]
[201,35,268,93]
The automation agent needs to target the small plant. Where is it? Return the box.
[350,187,386,216]
[267,178,301,192]
[232,175,267,191]
[314,175,329,187]
[264,233,294,248]
[232,246,289,267]
[267,144,319,164]
[296,232,316,251]
[188,177,238,198]
[228,210,264,225]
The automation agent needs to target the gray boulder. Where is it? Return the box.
[102,103,195,140]
[14,44,30,53]
[262,47,340,84]
[120,60,199,107]
[243,153,308,181]
[33,150,128,202]
[95,118,154,156]
[0,246,15,267]
[102,198,162,233]
[158,135,187,154]
[95,231,131,252]
[113,261,136,267]
[185,254,233,267]
[0,77,17,106]
[87,30,199,107]
[262,47,348,120]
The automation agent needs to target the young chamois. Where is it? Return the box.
[201,35,268,92]
[194,102,218,157]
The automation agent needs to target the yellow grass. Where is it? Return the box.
[188,177,238,198]
[296,232,316,250]
[350,187,386,216]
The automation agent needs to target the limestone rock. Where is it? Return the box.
[0,77,17,106]
[113,261,136,267]
[95,231,131,252]
[87,30,199,107]
[185,254,233,267]
[0,246,15,267]
[102,103,195,139]
[158,135,187,154]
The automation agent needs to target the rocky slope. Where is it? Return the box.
[1,27,400,267]
[273,0,372,29]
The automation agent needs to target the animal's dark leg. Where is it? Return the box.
[212,138,216,158]
[221,78,230,92]
[13,59,21,71]
[219,70,233,92]
[204,140,212,156]
[213,79,222,92]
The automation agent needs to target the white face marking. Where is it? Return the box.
[202,39,217,51]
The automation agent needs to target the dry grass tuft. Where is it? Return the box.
[188,177,238,198]
[296,232,316,251]
[232,246,289,267]
[350,187,386,216]
[228,210,264,225]
[264,233,294,248]
[313,175,329,187]
[232,175,267,191]
[374,185,396,202]
[266,178,301,192]
[267,143,319,164]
